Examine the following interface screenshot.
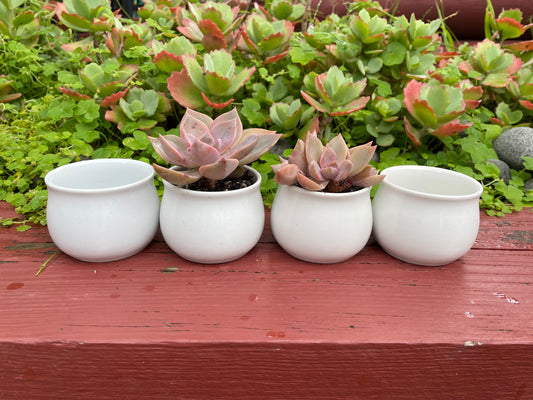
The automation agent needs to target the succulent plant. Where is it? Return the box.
[0,0,40,45]
[255,0,306,23]
[485,2,528,42]
[0,75,21,103]
[272,131,384,192]
[239,13,294,64]
[301,66,370,116]
[105,87,171,132]
[403,79,474,146]
[150,108,281,187]
[347,8,387,45]
[365,96,403,147]
[167,50,255,109]
[324,9,387,74]
[177,1,245,51]
[55,0,114,33]
[152,36,197,74]
[507,67,533,111]
[59,60,138,107]
[269,99,317,137]
[459,39,523,88]
[105,26,149,59]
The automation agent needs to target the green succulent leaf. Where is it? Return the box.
[13,11,34,28]
[272,2,292,20]
[64,0,90,19]
[182,55,208,93]
[140,90,160,117]
[60,12,92,32]
[497,18,525,41]
[350,15,369,39]
[205,71,231,95]
[228,67,255,95]
[205,50,234,78]
[382,42,407,66]
[331,85,359,106]
[412,100,438,127]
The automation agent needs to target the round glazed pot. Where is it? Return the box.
[159,166,264,264]
[372,165,483,266]
[270,184,373,263]
[45,159,160,262]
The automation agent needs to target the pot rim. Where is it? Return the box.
[378,165,483,200]
[45,158,154,194]
[162,165,262,197]
[278,183,371,198]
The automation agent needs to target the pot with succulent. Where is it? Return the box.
[149,107,281,264]
[270,131,384,264]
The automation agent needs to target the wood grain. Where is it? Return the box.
[1,202,532,399]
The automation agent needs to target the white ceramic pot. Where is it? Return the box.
[372,165,483,266]
[45,159,160,262]
[270,184,373,263]
[159,166,264,264]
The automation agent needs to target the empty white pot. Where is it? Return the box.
[159,166,264,264]
[372,165,483,266]
[45,159,160,262]
[271,184,373,263]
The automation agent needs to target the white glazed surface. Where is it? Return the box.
[159,166,264,264]
[271,184,373,263]
[372,165,483,266]
[45,159,160,262]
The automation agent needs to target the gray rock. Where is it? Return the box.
[493,127,533,170]
[488,159,511,184]
[269,138,292,156]
[525,179,533,193]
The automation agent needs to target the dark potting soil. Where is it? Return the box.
[320,179,366,193]
[295,182,366,193]
[185,170,257,192]
[342,185,365,193]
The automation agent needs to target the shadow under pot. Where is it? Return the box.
[372,165,483,266]
[159,165,265,264]
[45,159,160,262]
[270,184,373,264]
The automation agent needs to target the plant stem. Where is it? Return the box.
[35,250,61,276]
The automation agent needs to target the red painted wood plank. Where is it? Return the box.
[476,208,533,250]
[1,342,532,400]
[1,201,532,399]
[2,244,532,344]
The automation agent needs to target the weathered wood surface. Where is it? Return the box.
[1,201,532,399]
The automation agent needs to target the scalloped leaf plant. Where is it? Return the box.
[0,75,21,103]
[239,13,294,64]
[105,87,171,132]
[0,0,40,45]
[403,79,475,146]
[59,60,138,107]
[167,50,255,109]
[55,0,114,33]
[177,1,245,51]
[152,36,197,74]
[459,39,523,88]
[301,66,370,116]
[255,0,306,22]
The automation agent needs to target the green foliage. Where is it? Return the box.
[1,0,533,228]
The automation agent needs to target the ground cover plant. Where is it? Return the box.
[1,0,532,230]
